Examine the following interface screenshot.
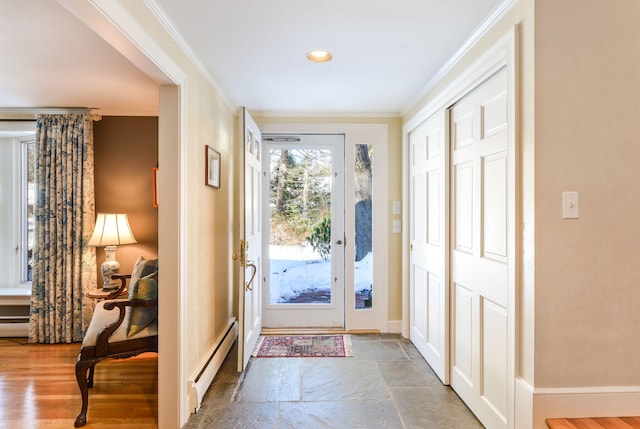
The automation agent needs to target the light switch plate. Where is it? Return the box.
[392,219,401,234]
[392,201,401,215]
[562,191,579,219]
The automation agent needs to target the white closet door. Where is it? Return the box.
[409,109,449,384]
[450,66,509,429]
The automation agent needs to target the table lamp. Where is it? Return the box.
[88,213,137,291]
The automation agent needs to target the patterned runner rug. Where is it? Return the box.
[251,335,353,358]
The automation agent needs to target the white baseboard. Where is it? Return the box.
[531,385,640,429]
[187,319,238,413]
[513,378,640,429]
[387,320,402,334]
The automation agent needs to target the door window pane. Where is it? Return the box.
[268,148,333,304]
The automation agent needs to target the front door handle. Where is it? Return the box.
[335,240,343,245]
[245,260,257,291]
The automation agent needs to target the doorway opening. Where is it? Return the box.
[257,122,390,333]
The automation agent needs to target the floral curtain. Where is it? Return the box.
[29,114,97,344]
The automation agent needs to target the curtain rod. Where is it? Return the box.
[0,108,101,121]
[0,107,95,115]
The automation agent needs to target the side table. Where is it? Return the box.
[85,274,131,300]
[86,287,128,300]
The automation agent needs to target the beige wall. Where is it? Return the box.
[93,116,159,287]
[256,116,404,321]
[183,85,237,373]
[534,0,640,387]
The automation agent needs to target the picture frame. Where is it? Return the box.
[152,167,159,207]
[205,145,220,188]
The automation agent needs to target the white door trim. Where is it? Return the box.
[402,26,518,428]
[259,123,389,332]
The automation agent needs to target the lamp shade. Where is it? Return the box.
[88,213,137,247]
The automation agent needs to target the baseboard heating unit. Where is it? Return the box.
[187,319,238,413]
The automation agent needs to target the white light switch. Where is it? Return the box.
[392,220,402,234]
[392,201,401,215]
[562,191,579,219]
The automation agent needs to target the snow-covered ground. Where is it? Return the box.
[269,245,373,304]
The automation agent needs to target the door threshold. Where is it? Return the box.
[261,328,379,336]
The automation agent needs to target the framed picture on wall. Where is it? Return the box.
[152,167,159,207]
[205,145,220,189]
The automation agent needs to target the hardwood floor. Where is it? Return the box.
[546,417,640,429]
[0,338,158,428]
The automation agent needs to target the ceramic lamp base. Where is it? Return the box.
[101,245,120,291]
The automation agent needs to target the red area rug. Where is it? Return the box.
[252,335,353,358]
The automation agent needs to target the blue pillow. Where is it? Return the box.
[126,271,158,337]
[128,257,158,298]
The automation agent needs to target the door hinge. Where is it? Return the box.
[232,239,248,266]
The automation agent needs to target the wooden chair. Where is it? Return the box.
[74,274,158,427]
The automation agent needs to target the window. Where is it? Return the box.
[22,139,36,282]
[0,123,36,288]
[354,144,373,309]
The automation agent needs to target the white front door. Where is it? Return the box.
[237,107,263,371]
[409,109,449,384]
[261,134,345,328]
[450,66,509,429]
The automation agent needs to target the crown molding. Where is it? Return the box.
[144,0,236,112]
[402,0,517,117]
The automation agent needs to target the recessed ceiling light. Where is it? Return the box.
[306,50,332,63]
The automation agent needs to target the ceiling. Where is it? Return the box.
[0,0,159,116]
[0,0,506,116]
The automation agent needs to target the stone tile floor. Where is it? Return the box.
[183,334,484,429]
